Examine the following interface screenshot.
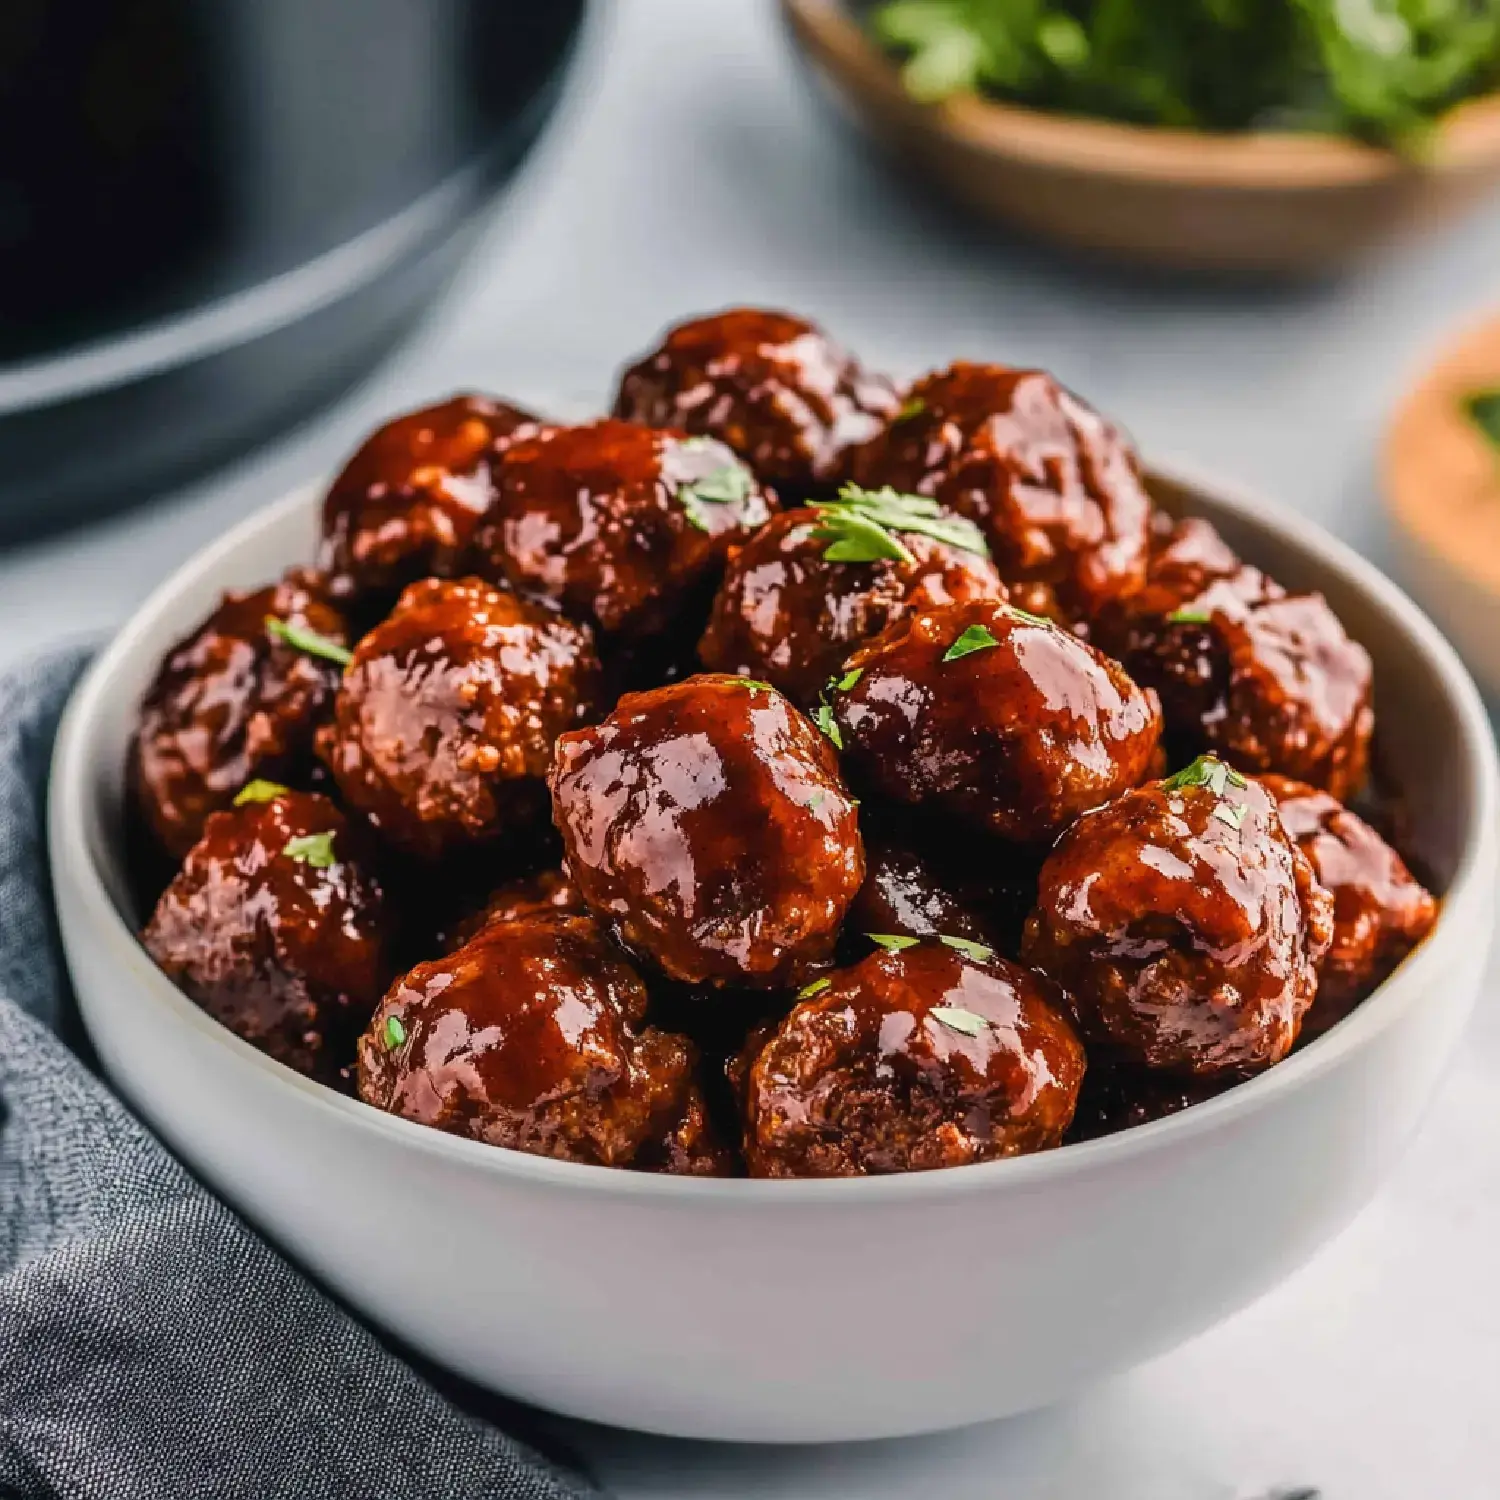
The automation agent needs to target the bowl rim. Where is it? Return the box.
[48,459,1500,1206]
[781,0,1500,187]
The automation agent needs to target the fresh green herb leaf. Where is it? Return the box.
[736,678,774,696]
[939,934,995,963]
[942,623,999,662]
[810,483,989,564]
[1214,801,1249,831]
[673,446,758,533]
[868,933,921,952]
[265,616,353,667]
[835,668,863,692]
[1005,605,1052,628]
[282,831,337,868]
[1465,389,1500,453]
[895,395,927,423]
[814,701,843,750]
[798,977,832,1000]
[233,779,290,806]
[1163,755,1248,797]
[383,1015,407,1050]
[1168,607,1212,625]
[929,1004,992,1037]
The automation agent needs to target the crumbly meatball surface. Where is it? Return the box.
[613,308,900,493]
[832,599,1162,846]
[1092,517,1374,799]
[549,674,864,988]
[1022,759,1335,1076]
[698,500,1005,706]
[847,362,1151,618]
[1263,775,1438,1041]
[468,419,774,639]
[744,941,1085,1177]
[357,913,695,1166]
[318,394,539,605]
[131,569,350,858]
[317,576,600,860]
[142,790,387,1080]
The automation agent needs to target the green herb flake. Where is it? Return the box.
[383,1015,407,1050]
[1163,755,1249,804]
[929,1004,991,1038]
[1465,389,1500,454]
[810,483,989,565]
[942,623,999,662]
[939,934,994,963]
[233,779,290,806]
[282,831,337,868]
[1005,605,1052,628]
[895,395,927,423]
[835,668,863,692]
[1214,801,1249,832]
[868,933,921,952]
[814,701,844,750]
[798,977,832,1000]
[265,616,354,668]
[736,678,774,697]
[1168,606,1212,625]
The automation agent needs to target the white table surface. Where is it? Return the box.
[4,3,1499,1495]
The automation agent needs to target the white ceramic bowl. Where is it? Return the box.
[49,465,1498,1444]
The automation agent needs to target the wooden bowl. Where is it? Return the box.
[782,0,1500,274]
[1385,311,1500,703]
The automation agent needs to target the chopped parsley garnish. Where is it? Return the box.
[834,668,863,692]
[1162,755,1246,797]
[736,678,774,696]
[1214,801,1249,831]
[798,977,832,1000]
[942,623,999,662]
[939,934,994,963]
[282,831,337,868]
[265,616,353,668]
[233,779,290,806]
[809,483,989,564]
[814,701,844,750]
[929,1005,991,1038]
[1465,389,1500,454]
[1168,606,1212,625]
[1005,605,1052,628]
[868,933,921,952]
[895,395,927,423]
[675,443,757,532]
[383,1015,407,1050]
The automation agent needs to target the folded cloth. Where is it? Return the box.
[0,649,596,1500]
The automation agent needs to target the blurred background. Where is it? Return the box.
[3,1,1498,1494]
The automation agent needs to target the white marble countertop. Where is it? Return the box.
[3,3,1498,1495]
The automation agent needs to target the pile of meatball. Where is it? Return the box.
[131,307,1439,1178]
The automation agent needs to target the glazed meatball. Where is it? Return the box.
[468,419,775,640]
[832,599,1162,846]
[549,674,865,988]
[142,789,387,1079]
[131,569,350,858]
[698,496,1005,705]
[1023,758,1335,1076]
[744,940,1085,1177]
[318,394,538,605]
[1263,775,1438,1041]
[613,308,900,493]
[1092,516,1374,799]
[317,577,600,860]
[357,913,695,1166]
[847,363,1151,618]
[439,867,586,953]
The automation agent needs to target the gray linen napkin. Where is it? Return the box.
[0,648,597,1500]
